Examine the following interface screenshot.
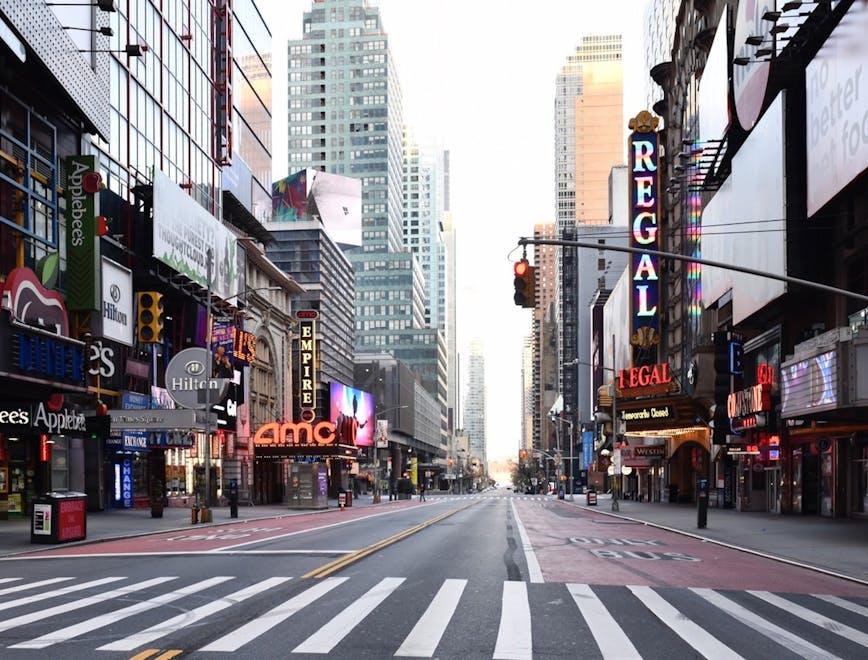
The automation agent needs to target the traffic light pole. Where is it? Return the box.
[518,238,868,304]
[204,248,213,513]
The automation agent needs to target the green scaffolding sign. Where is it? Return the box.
[64,155,101,310]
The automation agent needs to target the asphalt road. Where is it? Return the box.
[0,491,866,659]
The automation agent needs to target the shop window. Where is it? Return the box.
[51,437,69,491]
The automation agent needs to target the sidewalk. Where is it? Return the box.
[0,494,383,557]
[568,494,868,582]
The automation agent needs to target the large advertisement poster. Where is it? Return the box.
[329,382,374,447]
[806,1,868,216]
[272,170,310,222]
[309,171,362,247]
[152,169,239,301]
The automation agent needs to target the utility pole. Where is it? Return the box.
[204,248,213,512]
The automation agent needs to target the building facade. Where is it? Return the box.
[463,339,487,469]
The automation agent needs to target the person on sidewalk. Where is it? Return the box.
[419,481,426,502]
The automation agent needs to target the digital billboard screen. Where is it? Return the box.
[329,381,374,447]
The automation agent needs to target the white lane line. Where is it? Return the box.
[692,588,837,660]
[293,577,405,654]
[0,576,175,635]
[0,577,72,595]
[748,590,868,648]
[629,585,743,660]
[200,577,347,652]
[509,500,543,583]
[395,579,467,657]
[567,583,640,659]
[98,577,291,652]
[13,576,233,649]
[0,577,123,613]
[493,581,533,660]
[0,578,21,585]
[813,593,868,619]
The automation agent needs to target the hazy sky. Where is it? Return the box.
[260,0,649,462]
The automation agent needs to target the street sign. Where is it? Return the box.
[109,409,217,431]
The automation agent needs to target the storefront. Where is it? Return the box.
[781,325,868,518]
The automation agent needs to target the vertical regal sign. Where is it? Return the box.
[65,155,101,310]
[297,310,319,420]
[627,111,661,366]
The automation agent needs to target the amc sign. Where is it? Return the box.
[254,420,337,449]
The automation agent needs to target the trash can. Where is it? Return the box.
[31,491,87,544]
[344,490,353,507]
[586,491,598,506]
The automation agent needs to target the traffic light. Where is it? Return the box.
[513,259,536,308]
[136,291,165,343]
[519,449,528,463]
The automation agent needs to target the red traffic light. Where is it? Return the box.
[514,260,528,277]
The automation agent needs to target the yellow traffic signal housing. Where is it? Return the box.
[513,260,536,308]
[136,291,165,343]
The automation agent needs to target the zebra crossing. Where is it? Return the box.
[432,494,549,502]
[0,573,864,658]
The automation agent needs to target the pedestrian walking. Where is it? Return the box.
[419,481,426,502]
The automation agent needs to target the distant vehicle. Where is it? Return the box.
[505,484,513,491]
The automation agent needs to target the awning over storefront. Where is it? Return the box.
[624,426,710,459]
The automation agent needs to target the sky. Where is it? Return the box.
[259,0,649,463]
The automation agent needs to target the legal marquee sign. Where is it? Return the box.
[627,111,662,360]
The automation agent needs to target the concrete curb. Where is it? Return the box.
[0,498,405,560]
[558,498,868,588]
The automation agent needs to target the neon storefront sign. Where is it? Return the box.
[253,420,337,448]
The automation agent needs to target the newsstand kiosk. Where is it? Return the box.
[31,491,87,544]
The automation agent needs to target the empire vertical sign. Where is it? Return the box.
[65,155,101,310]
[297,310,319,420]
[627,111,661,365]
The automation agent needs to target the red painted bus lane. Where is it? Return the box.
[15,499,427,559]
[514,500,868,598]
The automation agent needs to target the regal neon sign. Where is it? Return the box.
[617,363,672,390]
[627,111,661,355]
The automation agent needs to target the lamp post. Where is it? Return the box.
[374,404,408,503]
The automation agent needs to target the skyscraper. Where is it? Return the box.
[443,211,459,433]
[555,35,624,429]
[463,339,487,468]
[521,335,534,454]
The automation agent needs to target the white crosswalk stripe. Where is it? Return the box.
[395,578,466,657]
[493,581,532,660]
[748,590,868,648]
[0,578,21,585]
[293,577,405,654]
[0,577,123,613]
[567,583,640,659]
[0,576,174,635]
[200,577,347,652]
[629,585,744,660]
[0,574,862,658]
[97,577,291,652]
[13,576,234,650]
[691,587,837,660]
[0,577,72,596]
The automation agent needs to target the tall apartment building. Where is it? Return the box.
[463,339,487,468]
[531,222,557,451]
[555,35,624,430]
[443,211,459,432]
[521,335,534,454]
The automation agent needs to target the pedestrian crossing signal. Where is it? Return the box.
[513,260,536,308]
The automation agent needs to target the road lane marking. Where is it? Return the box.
[567,583,640,659]
[12,576,233,649]
[303,504,475,579]
[0,577,72,595]
[293,577,405,654]
[129,650,160,660]
[0,578,21,585]
[0,577,123,613]
[691,588,837,660]
[98,577,291,652]
[509,500,543,583]
[154,650,184,660]
[748,590,868,648]
[0,576,174,635]
[395,578,467,657]
[628,585,743,660]
[200,577,348,652]
[214,501,440,552]
[812,593,868,619]
[493,581,532,660]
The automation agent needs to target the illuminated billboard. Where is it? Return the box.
[272,170,310,222]
[329,382,374,447]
